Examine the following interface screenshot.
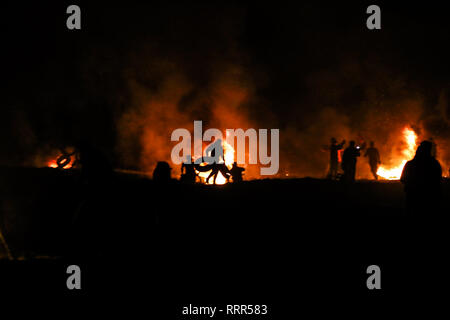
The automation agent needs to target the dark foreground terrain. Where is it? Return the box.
[0,167,449,315]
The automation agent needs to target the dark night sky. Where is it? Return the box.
[2,1,450,174]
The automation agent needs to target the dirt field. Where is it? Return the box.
[0,166,448,310]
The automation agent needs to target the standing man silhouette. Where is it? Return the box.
[364,141,381,180]
[342,141,360,182]
[204,138,230,184]
[327,138,346,180]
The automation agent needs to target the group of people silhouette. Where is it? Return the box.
[154,139,245,185]
[52,136,443,245]
[326,138,381,182]
[40,133,443,262]
[179,158,244,184]
[326,138,380,182]
[326,136,443,215]
[180,139,245,184]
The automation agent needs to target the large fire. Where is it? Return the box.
[377,127,417,180]
[196,140,235,185]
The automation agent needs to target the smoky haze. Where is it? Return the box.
[1,2,450,178]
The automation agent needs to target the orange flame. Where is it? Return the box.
[196,140,235,185]
[47,155,74,169]
[377,127,417,180]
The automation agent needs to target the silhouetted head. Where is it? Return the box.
[349,141,356,147]
[414,140,433,159]
[370,141,375,147]
[330,137,337,144]
[156,161,171,170]
[153,161,172,182]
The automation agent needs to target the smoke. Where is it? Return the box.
[115,56,261,178]
[115,47,450,180]
[422,88,450,173]
[278,57,450,179]
[3,2,450,179]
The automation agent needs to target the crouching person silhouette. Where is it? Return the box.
[181,155,197,184]
[230,162,245,183]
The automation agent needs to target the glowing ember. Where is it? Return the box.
[47,154,75,169]
[377,127,417,180]
[196,140,235,185]
[48,160,59,168]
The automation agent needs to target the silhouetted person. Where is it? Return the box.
[71,140,114,259]
[181,156,197,184]
[206,163,231,184]
[400,140,442,217]
[230,162,245,183]
[364,141,381,180]
[342,140,360,182]
[77,141,113,187]
[153,161,172,183]
[203,138,231,184]
[326,138,345,180]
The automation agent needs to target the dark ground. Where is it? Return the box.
[0,166,449,316]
